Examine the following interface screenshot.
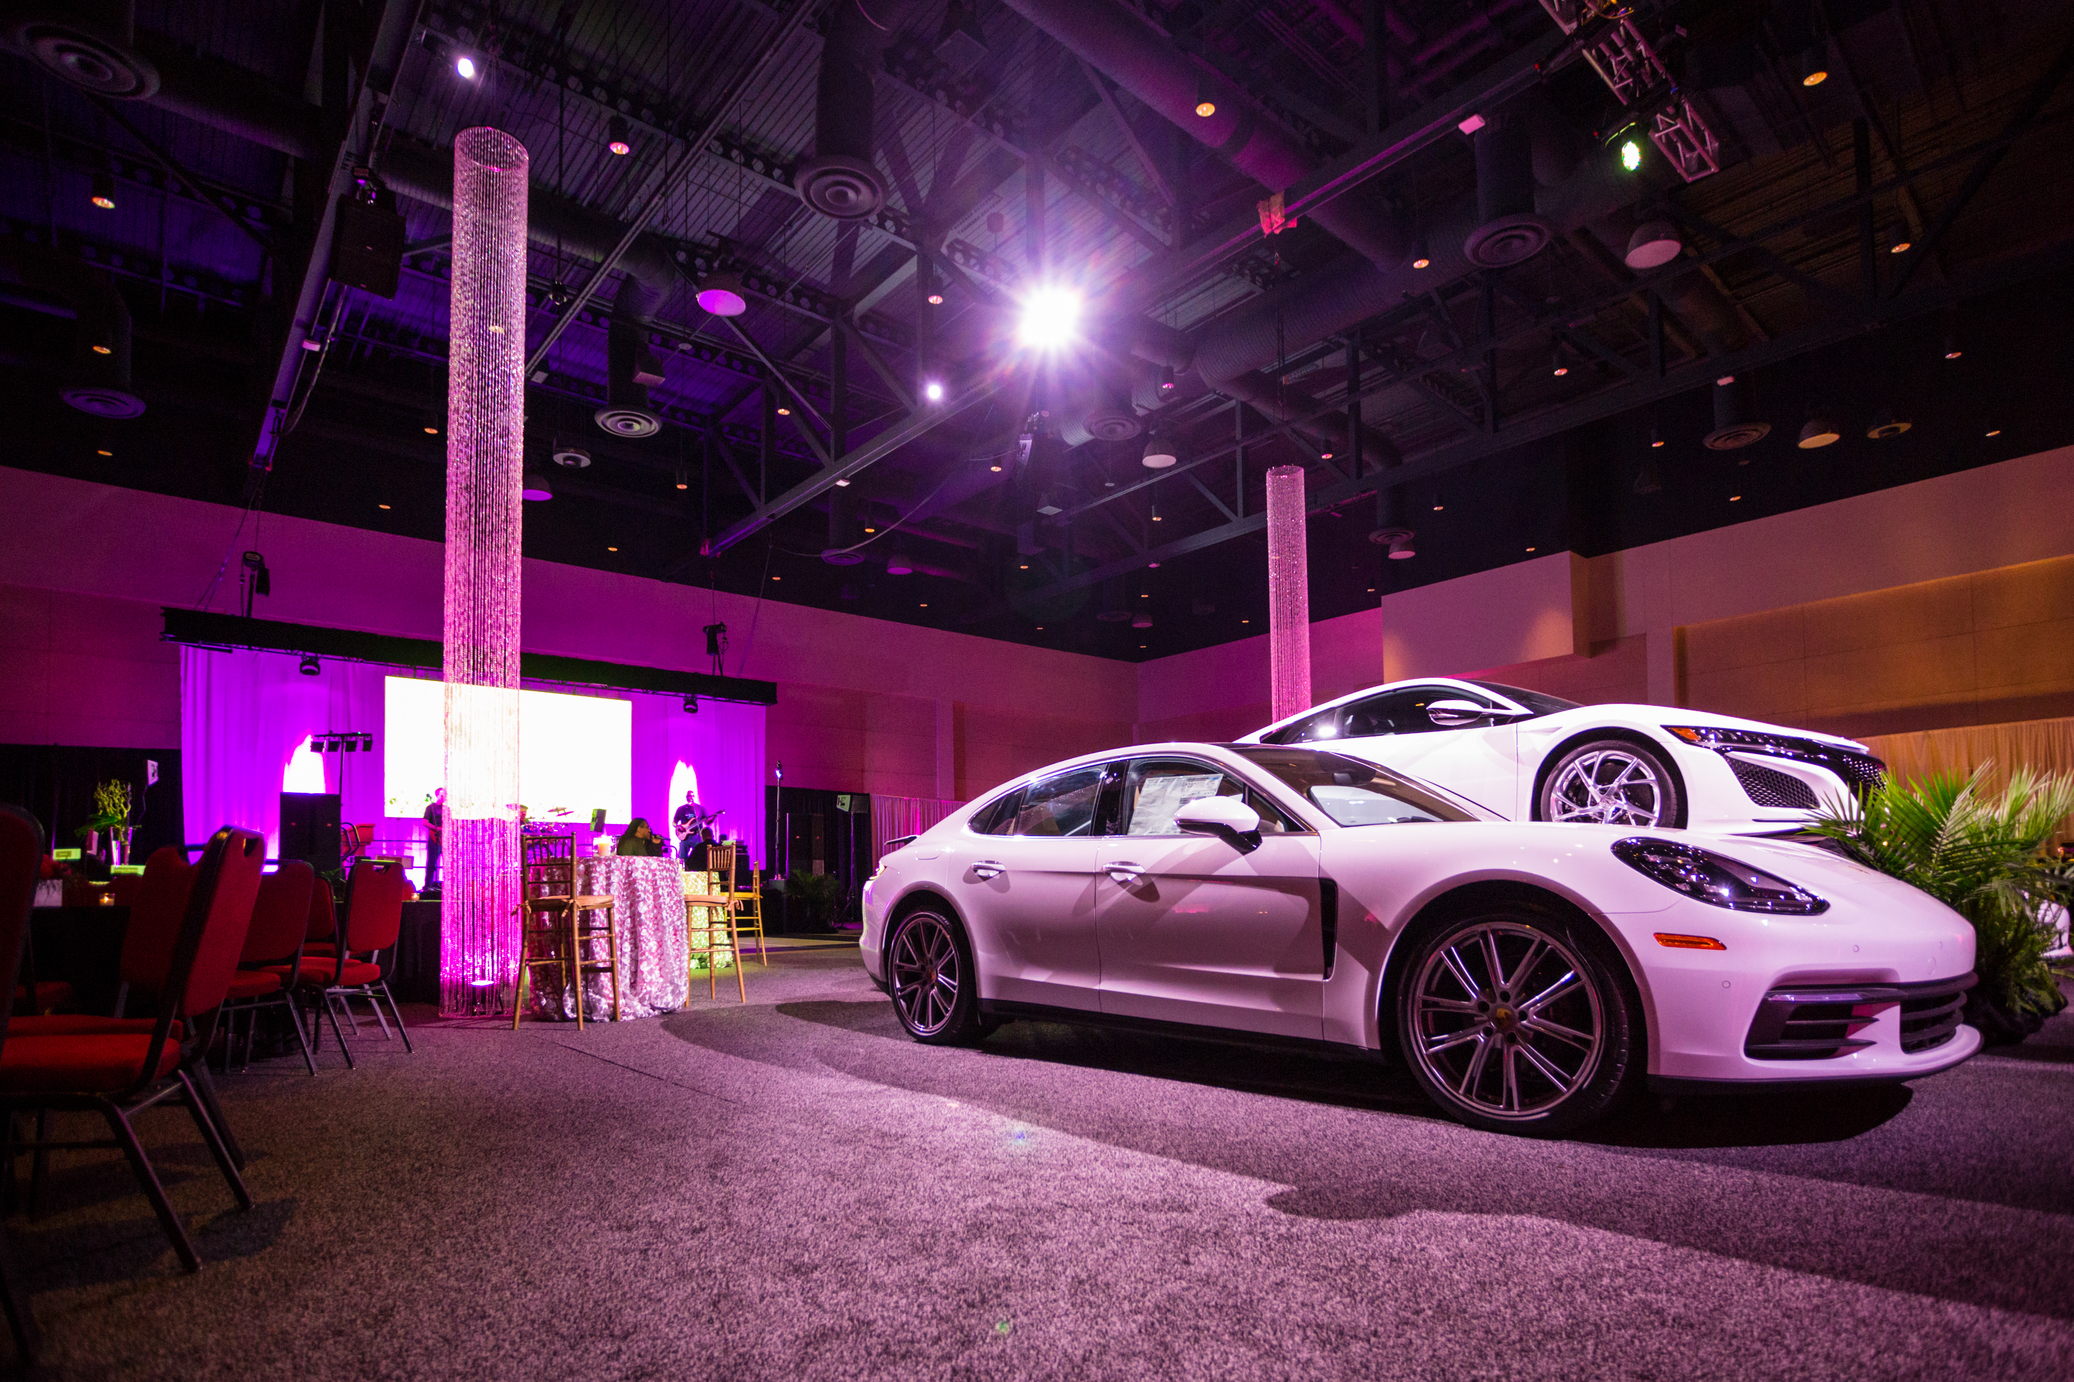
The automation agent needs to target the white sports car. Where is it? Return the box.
[1237,677,1886,836]
[861,742,1979,1135]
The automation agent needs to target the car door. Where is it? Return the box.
[1094,757,1325,1038]
[945,762,1110,1012]
[1334,685,1521,818]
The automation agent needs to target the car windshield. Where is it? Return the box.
[1228,747,1482,826]
[1467,681,1580,716]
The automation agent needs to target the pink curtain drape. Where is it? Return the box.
[870,794,963,867]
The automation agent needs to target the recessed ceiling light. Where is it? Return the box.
[1986,428,2002,437]
[607,545,619,551]
[1525,546,1536,552]
[1241,618,1250,624]
[990,463,1003,472]
[864,526,877,533]
[378,502,391,510]
[927,293,944,306]
[776,406,791,416]
[1729,495,1741,502]
[96,448,111,456]
[1889,238,1912,254]
[771,574,780,580]
[1366,587,1375,592]
[1019,563,1028,569]
[920,603,928,608]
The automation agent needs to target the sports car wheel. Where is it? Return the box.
[1396,910,1636,1135]
[1538,739,1682,827]
[886,907,983,1044]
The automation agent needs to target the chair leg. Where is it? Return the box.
[729,914,746,1002]
[608,906,622,1022]
[566,914,586,1031]
[282,991,318,1075]
[104,1104,200,1272]
[176,1072,252,1211]
[0,1219,40,1365]
[27,1110,51,1219]
[362,989,394,1041]
[186,1063,246,1172]
[323,992,355,1070]
[378,983,414,1053]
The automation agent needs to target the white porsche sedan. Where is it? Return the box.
[861,742,1979,1135]
[1237,677,1886,836]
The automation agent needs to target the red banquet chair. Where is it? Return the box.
[0,804,49,1361]
[111,847,197,1018]
[270,859,411,1068]
[0,826,265,1274]
[222,862,317,1075]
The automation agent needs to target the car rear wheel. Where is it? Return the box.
[886,907,984,1045]
[1538,738,1682,827]
[1395,909,1636,1135]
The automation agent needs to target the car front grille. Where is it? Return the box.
[1728,757,1818,809]
[1744,973,1976,1060]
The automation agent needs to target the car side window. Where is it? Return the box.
[1120,760,1296,836]
[1343,686,1497,737]
[1012,766,1104,837]
[970,790,1020,835]
[1264,707,1343,744]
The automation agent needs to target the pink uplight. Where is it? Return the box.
[1265,465,1311,723]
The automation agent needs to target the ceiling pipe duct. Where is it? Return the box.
[1465,98,1551,267]
[795,0,929,219]
[997,0,1410,267]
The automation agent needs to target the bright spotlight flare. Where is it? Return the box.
[1017,286,1082,351]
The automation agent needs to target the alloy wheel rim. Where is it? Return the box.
[1548,749,1665,825]
[889,913,960,1036]
[1409,921,1605,1121]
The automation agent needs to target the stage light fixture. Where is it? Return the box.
[1551,340,1570,377]
[1619,139,1642,172]
[606,115,632,156]
[1649,422,1665,449]
[696,272,748,317]
[343,735,359,753]
[1158,364,1177,393]
[924,380,945,402]
[1888,224,1913,254]
[927,292,944,305]
[885,550,914,575]
[1410,231,1432,270]
[521,468,554,500]
[1194,70,1216,119]
[90,171,116,210]
[362,735,373,751]
[1150,499,1162,522]
[299,654,321,677]
[674,466,688,490]
[1943,333,1962,360]
[1142,435,1178,469]
[1017,285,1081,350]
[454,53,478,80]
[683,695,698,714]
[1797,416,1841,449]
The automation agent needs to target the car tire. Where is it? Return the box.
[885,905,985,1045]
[1536,737,1684,828]
[1394,905,1638,1135]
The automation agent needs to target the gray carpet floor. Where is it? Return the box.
[7,949,2072,1380]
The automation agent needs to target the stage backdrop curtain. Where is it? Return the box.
[1860,715,2074,842]
[183,647,768,872]
[870,794,964,868]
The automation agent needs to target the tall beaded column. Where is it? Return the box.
[1264,464,1312,723]
[439,127,529,1016]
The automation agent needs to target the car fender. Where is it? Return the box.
[1524,721,1692,827]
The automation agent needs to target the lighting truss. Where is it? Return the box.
[1538,0,1720,182]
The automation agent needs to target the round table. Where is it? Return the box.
[549,854,691,1020]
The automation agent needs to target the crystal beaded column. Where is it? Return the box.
[440,127,529,1016]
[1264,464,1312,723]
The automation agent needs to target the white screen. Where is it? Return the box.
[383,677,633,823]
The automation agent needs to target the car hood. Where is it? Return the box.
[1546,704,1871,753]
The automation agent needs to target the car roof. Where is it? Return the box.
[1246,677,1507,738]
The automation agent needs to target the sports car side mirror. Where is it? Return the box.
[1426,698,1491,728]
[1175,797,1262,853]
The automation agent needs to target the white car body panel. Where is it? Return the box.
[1237,678,1883,836]
[862,743,1981,1094]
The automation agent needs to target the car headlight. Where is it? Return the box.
[1612,837,1829,915]
[1664,725,1803,753]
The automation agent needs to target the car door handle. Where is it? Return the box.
[1106,863,1144,884]
[970,861,1005,880]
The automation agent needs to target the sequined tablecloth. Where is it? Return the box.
[538,855,690,1020]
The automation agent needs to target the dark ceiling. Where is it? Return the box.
[3,0,2071,662]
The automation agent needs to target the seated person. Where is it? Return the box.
[615,817,665,857]
[682,826,720,871]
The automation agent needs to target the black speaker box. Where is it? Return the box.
[333,198,405,298]
[280,791,341,874]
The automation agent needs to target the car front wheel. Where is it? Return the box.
[886,906,984,1045]
[1537,738,1683,827]
[1395,908,1636,1135]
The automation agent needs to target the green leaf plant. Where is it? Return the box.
[1807,763,2073,1043]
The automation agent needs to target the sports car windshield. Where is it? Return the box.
[1229,747,1481,826]
[1467,681,1580,716]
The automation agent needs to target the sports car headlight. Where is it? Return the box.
[1663,724,1802,753]
[1612,837,1829,915]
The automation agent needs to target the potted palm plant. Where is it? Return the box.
[1808,764,2073,1044]
[78,778,135,865]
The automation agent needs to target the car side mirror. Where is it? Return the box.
[1175,797,1263,853]
[1426,698,1491,728]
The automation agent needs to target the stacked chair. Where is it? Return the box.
[0,821,266,1286]
[265,860,411,1068]
[512,833,620,1027]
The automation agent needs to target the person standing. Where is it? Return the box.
[672,789,702,849]
[423,787,445,892]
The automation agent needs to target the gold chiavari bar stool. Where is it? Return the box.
[683,843,744,1002]
[512,833,622,1027]
[728,850,769,967]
